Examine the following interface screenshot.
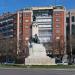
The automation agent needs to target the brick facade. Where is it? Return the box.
[53,8,65,55]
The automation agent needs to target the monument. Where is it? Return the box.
[25,42,56,65]
[25,34,56,65]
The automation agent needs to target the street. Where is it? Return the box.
[0,68,75,75]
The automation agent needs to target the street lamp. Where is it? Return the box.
[24,37,29,65]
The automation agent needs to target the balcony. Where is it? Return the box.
[39,27,52,30]
[39,25,52,27]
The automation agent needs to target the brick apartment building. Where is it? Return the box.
[53,6,66,56]
[66,10,75,56]
[31,6,66,56]
[0,11,32,63]
[0,6,66,63]
[0,13,17,63]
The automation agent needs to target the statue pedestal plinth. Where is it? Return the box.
[25,43,56,65]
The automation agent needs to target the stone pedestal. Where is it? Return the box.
[25,43,56,65]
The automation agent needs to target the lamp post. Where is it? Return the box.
[68,11,72,65]
[24,37,29,65]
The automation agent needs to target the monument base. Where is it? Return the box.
[25,43,56,65]
[25,56,55,65]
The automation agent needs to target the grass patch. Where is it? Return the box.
[29,65,75,69]
[0,64,75,69]
[0,64,27,68]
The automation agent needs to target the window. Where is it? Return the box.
[54,12,60,16]
[36,19,52,22]
[13,24,16,29]
[39,30,52,37]
[25,20,29,22]
[19,19,22,23]
[66,17,69,23]
[33,16,36,21]
[3,22,7,26]
[56,36,60,40]
[25,26,29,28]
[25,30,29,33]
[56,29,60,33]
[3,31,13,36]
[56,24,60,28]
[19,14,22,18]
[56,17,60,21]
[72,24,75,35]
[0,29,2,32]
[8,20,13,24]
[72,16,75,22]
[8,31,13,35]
[20,24,22,28]
[24,13,30,17]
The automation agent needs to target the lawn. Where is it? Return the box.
[0,64,75,69]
